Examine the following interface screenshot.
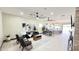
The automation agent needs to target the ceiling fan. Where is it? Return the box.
[30,12,47,19]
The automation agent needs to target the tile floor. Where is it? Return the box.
[0,31,70,51]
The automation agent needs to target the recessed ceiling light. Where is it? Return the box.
[50,12,54,15]
[20,12,24,15]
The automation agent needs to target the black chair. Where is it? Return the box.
[24,34,31,39]
[19,37,27,51]
[16,34,32,51]
[31,31,39,37]
[16,34,20,44]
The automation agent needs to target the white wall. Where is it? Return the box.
[2,14,47,38]
[3,14,25,38]
[0,11,3,47]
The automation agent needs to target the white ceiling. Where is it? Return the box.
[0,7,76,20]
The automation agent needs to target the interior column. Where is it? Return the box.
[74,7,79,50]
